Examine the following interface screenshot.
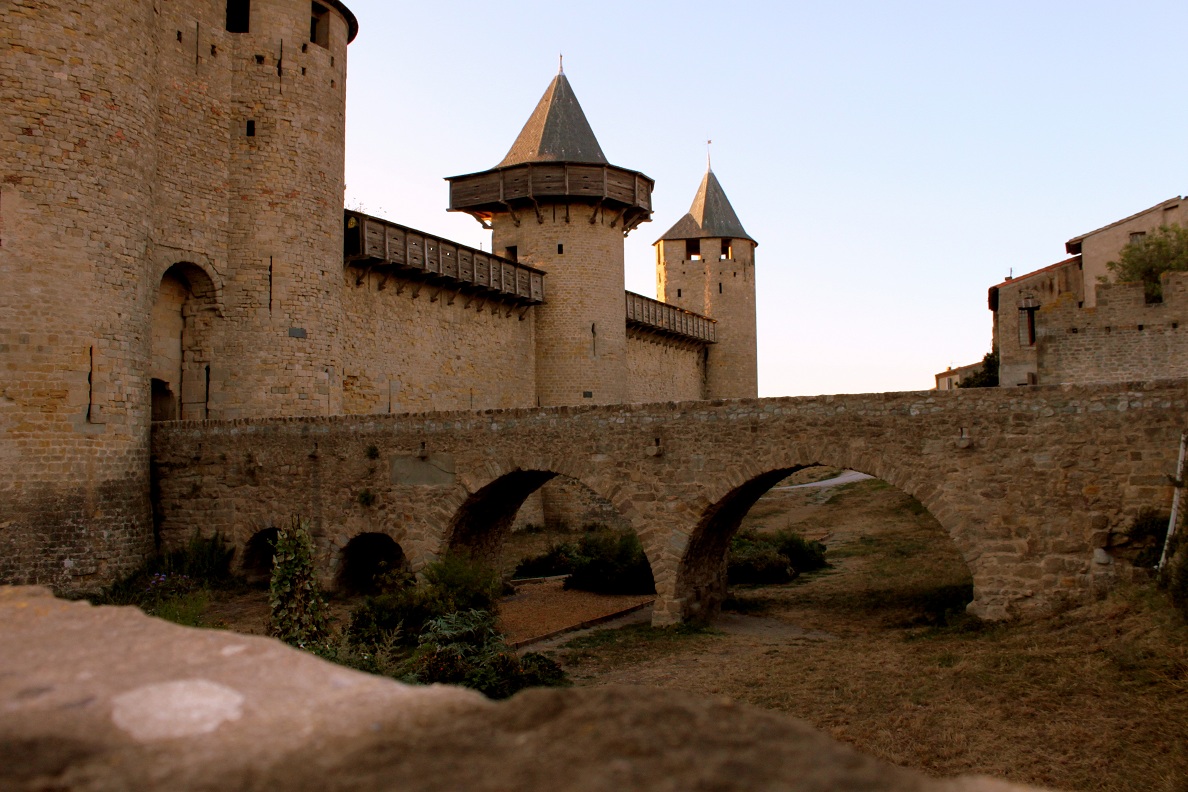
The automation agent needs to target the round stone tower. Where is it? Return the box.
[655,168,758,399]
[149,0,358,420]
[0,0,358,590]
[447,70,654,406]
[1,0,162,587]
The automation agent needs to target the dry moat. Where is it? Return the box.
[170,474,1187,792]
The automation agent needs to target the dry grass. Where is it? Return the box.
[557,478,1188,792]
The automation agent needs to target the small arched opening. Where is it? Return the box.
[151,263,218,421]
[337,533,408,595]
[242,527,280,586]
[676,465,973,626]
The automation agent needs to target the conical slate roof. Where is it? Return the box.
[658,169,754,244]
[497,73,608,167]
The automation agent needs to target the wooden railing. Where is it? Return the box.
[625,292,716,343]
[344,211,544,304]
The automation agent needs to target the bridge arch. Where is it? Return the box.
[668,453,980,625]
[445,464,656,583]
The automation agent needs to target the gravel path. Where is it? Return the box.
[497,579,654,646]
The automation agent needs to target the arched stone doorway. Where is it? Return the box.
[151,263,218,421]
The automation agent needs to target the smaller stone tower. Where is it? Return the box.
[655,168,758,399]
[447,69,654,406]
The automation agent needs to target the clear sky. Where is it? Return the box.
[340,0,1188,398]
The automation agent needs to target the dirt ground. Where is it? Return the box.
[193,470,1188,792]
[548,475,1188,792]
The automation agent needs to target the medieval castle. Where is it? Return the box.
[1,0,758,587]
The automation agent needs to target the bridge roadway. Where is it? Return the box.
[152,379,1188,624]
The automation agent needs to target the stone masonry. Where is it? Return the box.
[153,379,1188,625]
[1036,271,1188,385]
[2,3,758,589]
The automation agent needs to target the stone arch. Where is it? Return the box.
[242,526,280,585]
[336,532,409,595]
[151,262,220,421]
[671,454,977,625]
[446,466,650,575]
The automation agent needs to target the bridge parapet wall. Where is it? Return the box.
[152,380,1188,623]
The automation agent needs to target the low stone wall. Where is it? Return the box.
[153,380,1188,623]
[1038,272,1188,384]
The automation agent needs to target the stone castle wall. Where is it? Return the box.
[1037,272,1188,384]
[0,0,357,588]
[625,332,706,403]
[339,267,537,413]
[1,0,161,588]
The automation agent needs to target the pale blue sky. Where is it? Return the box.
[341,1,1188,397]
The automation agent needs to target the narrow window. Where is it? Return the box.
[720,239,732,260]
[685,239,700,261]
[719,282,723,294]
[226,0,250,33]
[246,119,255,136]
[310,2,330,47]
[557,243,564,254]
[504,245,517,262]
[1019,307,1037,346]
[677,288,682,298]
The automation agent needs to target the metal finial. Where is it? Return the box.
[707,139,712,170]
[559,53,564,74]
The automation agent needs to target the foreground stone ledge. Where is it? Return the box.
[0,586,1048,791]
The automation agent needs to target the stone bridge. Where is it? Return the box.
[151,380,1188,624]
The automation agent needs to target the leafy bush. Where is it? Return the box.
[957,349,999,388]
[564,532,655,595]
[1128,508,1171,569]
[513,542,578,578]
[513,531,656,594]
[94,532,235,623]
[728,528,828,586]
[268,519,329,647]
[348,552,501,649]
[407,609,567,699]
[1105,224,1188,302]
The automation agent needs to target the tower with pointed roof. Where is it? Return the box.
[655,168,758,399]
[447,69,654,406]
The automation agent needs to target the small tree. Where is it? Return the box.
[957,349,999,388]
[1105,224,1188,303]
[268,518,328,646]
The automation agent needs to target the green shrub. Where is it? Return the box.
[348,553,502,649]
[513,542,578,578]
[775,530,828,573]
[728,528,828,586]
[407,609,567,699]
[1129,508,1171,568]
[268,519,329,647]
[94,532,235,624]
[564,531,655,595]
